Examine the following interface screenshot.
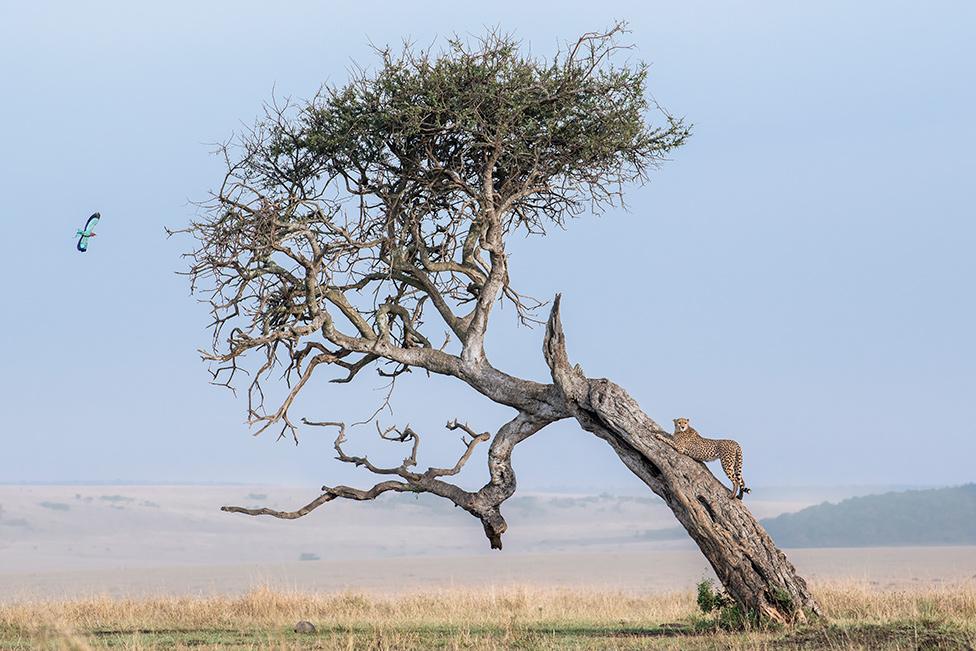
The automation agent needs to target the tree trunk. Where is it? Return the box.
[543,295,821,622]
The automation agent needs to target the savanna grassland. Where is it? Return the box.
[1,582,974,650]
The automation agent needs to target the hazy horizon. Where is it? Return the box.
[1,1,973,493]
[0,480,954,493]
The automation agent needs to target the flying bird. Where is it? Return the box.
[76,212,100,252]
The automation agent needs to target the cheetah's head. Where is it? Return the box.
[673,417,690,433]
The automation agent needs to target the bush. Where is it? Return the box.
[696,579,732,614]
[695,579,767,631]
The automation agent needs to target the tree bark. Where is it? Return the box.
[543,295,821,622]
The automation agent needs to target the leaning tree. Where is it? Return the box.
[177,25,820,621]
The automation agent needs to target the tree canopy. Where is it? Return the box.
[181,24,688,440]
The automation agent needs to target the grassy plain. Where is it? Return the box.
[2,581,974,650]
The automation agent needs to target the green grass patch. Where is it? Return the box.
[2,620,974,650]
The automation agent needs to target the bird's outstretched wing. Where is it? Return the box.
[83,212,100,234]
[76,212,100,252]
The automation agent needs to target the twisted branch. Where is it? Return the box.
[222,414,551,548]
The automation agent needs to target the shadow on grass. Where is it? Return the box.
[40,620,975,650]
[92,628,247,636]
[776,622,974,650]
[539,623,700,638]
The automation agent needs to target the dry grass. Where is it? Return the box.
[815,581,976,623]
[1,580,974,649]
[0,586,692,631]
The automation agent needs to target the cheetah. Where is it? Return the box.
[672,417,751,500]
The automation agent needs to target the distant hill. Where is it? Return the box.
[639,484,976,548]
[761,484,976,548]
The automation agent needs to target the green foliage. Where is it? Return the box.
[253,23,689,232]
[770,587,796,614]
[695,579,732,614]
[716,604,756,631]
[696,580,777,632]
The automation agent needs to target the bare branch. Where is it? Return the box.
[425,420,491,478]
[222,414,553,550]
[220,481,415,518]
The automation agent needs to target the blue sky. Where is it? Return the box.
[0,1,973,491]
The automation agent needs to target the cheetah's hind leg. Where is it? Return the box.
[720,449,740,499]
[726,480,739,499]
[732,444,750,500]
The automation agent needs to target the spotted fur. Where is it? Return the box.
[672,417,751,499]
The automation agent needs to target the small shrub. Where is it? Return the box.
[696,579,732,614]
[39,502,71,511]
[696,580,766,631]
[716,604,756,631]
[771,587,796,615]
[99,495,134,503]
